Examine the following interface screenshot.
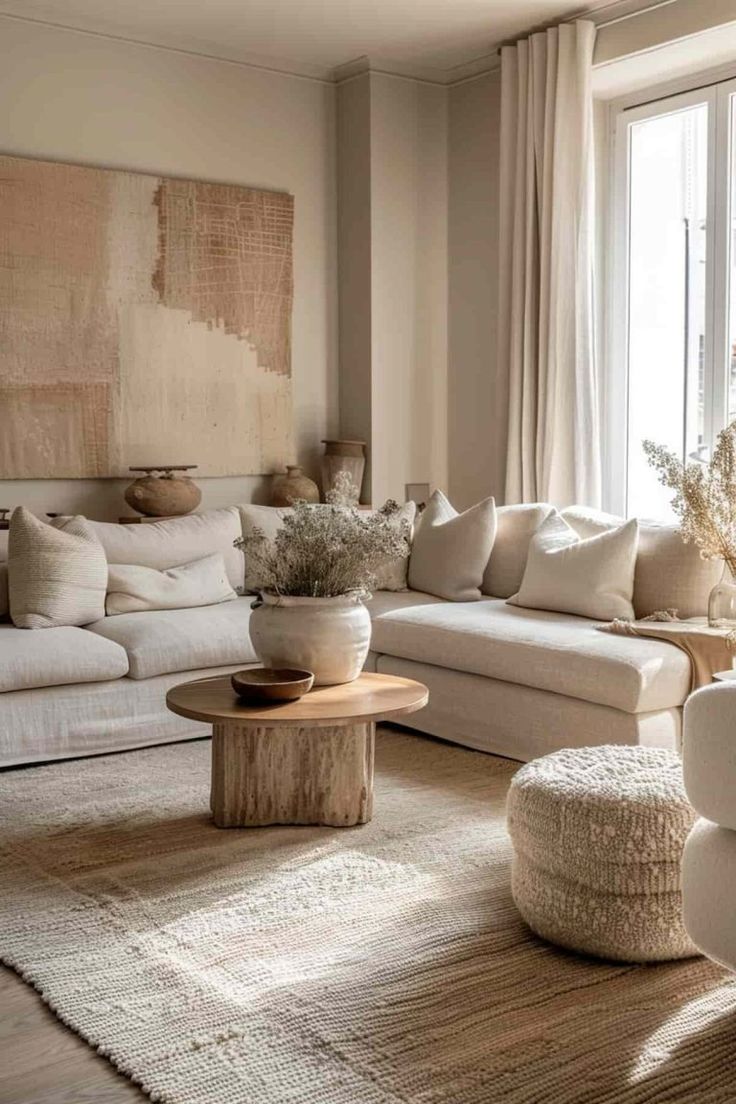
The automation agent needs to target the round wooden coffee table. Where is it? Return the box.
[166,672,428,828]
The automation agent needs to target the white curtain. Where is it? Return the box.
[499,20,600,508]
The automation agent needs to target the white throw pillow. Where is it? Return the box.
[561,505,722,619]
[238,503,416,593]
[106,553,237,615]
[509,512,638,621]
[481,503,555,598]
[408,490,496,602]
[86,508,244,592]
[8,507,108,629]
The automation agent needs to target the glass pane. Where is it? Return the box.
[626,102,708,520]
[729,93,736,424]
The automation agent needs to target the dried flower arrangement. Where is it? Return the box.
[643,420,736,572]
[235,497,411,598]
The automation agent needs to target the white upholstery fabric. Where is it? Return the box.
[408,491,496,601]
[0,624,128,693]
[9,508,108,629]
[106,554,237,615]
[508,746,697,962]
[509,513,638,621]
[0,665,251,767]
[375,655,680,761]
[88,508,244,592]
[87,597,257,679]
[482,503,554,598]
[369,594,690,713]
[239,503,416,592]
[682,682,736,830]
[682,819,736,971]
[561,505,722,619]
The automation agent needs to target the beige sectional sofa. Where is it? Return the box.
[0,503,721,767]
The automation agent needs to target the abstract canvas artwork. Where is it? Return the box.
[0,154,294,478]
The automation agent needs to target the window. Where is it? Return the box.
[609,76,736,519]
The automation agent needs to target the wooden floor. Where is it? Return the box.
[0,966,144,1103]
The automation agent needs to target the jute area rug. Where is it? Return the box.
[2,730,736,1104]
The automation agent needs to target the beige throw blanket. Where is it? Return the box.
[602,616,736,691]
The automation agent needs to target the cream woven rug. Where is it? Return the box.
[2,730,736,1104]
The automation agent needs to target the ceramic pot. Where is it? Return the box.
[271,465,320,507]
[124,466,201,517]
[249,591,372,686]
[708,561,736,628]
[321,440,366,505]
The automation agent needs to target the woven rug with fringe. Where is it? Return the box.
[2,730,736,1104]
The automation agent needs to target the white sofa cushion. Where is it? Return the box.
[509,513,638,621]
[482,503,554,598]
[0,624,128,693]
[87,508,244,592]
[9,508,108,629]
[682,682,736,829]
[682,818,736,971]
[87,597,257,679]
[561,505,722,619]
[368,593,690,713]
[106,554,237,615]
[408,491,496,601]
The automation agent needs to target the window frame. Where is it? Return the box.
[604,65,736,517]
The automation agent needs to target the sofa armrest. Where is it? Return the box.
[683,682,736,828]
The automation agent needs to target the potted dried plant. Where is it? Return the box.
[644,420,736,626]
[235,498,411,685]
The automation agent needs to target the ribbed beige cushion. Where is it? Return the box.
[9,508,108,629]
[88,508,244,592]
[87,597,258,679]
[561,506,722,619]
[408,491,496,601]
[0,624,128,693]
[508,746,698,962]
[482,503,554,598]
[106,553,237,615]
[509,512,638,621]
[238,503,416,592]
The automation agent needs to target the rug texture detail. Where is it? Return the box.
[1,731,736,1103]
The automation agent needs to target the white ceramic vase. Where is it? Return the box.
[249,591,372,686]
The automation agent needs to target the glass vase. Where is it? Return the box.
[708,561,736,629]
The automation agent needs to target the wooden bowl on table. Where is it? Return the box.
[231,667,314,703]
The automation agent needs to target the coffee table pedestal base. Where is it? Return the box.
[210,720,375,827]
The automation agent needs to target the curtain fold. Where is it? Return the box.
[499,20,600,508]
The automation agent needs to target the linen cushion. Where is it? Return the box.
[9,508,108,629]
[368,594,690,713]
[106,553,237,615]
[87,596,257,679]
[87,508,243,592]
[0,624,128,693]
[238,503,416,593]
[481,503,554,598]
[682,819,736,970]
[509,512,638,621]
[408,491,496,601]
[682,682,736,830]
[561,505,722,619]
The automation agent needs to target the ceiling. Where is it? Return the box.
[0,0,635,82]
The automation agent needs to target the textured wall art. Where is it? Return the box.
[0,155,294,478]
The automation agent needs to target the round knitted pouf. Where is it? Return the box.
[507,746,699,962]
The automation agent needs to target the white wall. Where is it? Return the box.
[0,18,337,520]
[447,71,502,509]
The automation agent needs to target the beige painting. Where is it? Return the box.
[0,155,294,478]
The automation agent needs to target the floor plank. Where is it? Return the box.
[0,967,144,1104]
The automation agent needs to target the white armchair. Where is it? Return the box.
[681,681,736,970]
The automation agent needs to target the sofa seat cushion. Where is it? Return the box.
[368,595,691,714]
[0,624,129,692]
[86,597,257,679]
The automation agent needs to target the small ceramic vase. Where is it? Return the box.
[124,466,201,517]
[270,466,319,507]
